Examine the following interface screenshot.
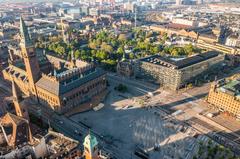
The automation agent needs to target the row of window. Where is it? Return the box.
[37,91,58,106]
[64,79,105,103]
[208,94,240,115]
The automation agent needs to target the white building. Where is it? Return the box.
[123,2,135,12]
[89,8,100,16]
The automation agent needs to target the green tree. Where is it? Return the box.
[89,41,97,49]
[177,47,185,56]
[74,50,81,59]
[96,50,108,60]
[117,46,124,55]
[55,45,65,55]
[96,31,107,40]
[171,48,179,57]
[80,50,89,61]
[114,84,128,93]
[118,34,127,42]
[101,42,113,53]
[162,33,168,43]
[111,39,118,47]
[152,46,160,54]
[102,59,117,71]
[129,52,134,59]
[184,44,194,55]
[91,50,97,57]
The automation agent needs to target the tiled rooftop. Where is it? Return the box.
[45,130,80,159]
[36,68,106,95]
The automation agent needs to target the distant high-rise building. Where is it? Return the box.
[176,0,181,5]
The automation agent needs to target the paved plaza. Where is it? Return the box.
[70,83,201,159]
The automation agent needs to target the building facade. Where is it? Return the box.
[207,79,240,118]
[197,41,240,54]
[135,51,225,90]
[117,61,134,77]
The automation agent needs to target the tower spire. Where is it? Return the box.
[20,16,32,46]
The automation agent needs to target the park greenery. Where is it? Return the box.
[194,140,239,159]
[114,84,128,93]
[37,28,202,71]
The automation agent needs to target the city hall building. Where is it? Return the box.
[2,17,107,114]
[135,51,225,90]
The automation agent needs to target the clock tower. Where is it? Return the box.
[19,17,40,96]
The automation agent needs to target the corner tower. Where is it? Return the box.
[83,132,99,159]
[19,17,40,96]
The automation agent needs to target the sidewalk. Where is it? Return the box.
[65,90,108,117]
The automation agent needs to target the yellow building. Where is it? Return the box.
[207,79,240,118]
[149,25,219,44]
[197,41,240,55]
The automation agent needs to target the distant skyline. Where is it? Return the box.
[0,0,72,3]
[0,0,239,3]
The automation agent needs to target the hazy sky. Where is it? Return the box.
[0,0,65,3]
[0,0,238,4]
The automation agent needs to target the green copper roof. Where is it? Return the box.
[20,17,32,46]
[222,80,240,93]
[83,132,98,150]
